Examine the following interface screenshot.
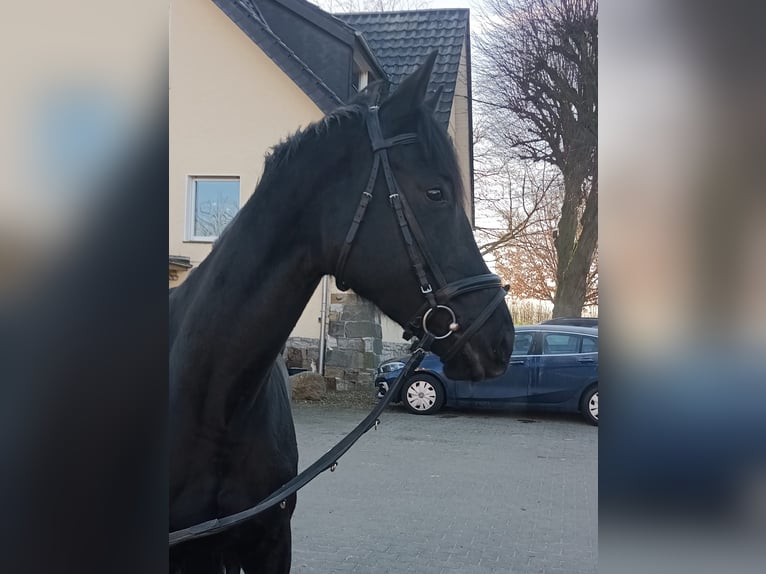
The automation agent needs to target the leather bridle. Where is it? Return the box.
[335,106,509,361]
[169,106,509,547]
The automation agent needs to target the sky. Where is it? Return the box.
[429,0,477,8]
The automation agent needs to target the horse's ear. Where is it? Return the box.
[380,51,438,124]
[424,85,443,114]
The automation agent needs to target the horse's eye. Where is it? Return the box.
[426,188,443,202]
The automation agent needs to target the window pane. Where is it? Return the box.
[193,179,239,238]
[543,333,580,355]
[581,336,598,353]
[512,332,534,356]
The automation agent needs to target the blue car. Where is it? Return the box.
[375,325,599,425]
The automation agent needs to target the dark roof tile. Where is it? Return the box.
[337,9,469,129]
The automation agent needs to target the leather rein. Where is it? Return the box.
[169,106,507,547]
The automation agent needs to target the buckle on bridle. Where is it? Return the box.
[420,284,433,294]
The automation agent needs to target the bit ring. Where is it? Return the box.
[422,305,459,340]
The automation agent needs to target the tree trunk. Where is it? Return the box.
[552,170,598,318]
[552,267,588,317]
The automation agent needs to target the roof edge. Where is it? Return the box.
[353,31,388,82]
[214,0,343,114]
[464,13,475,227]
[270,0,358,43]
[334,8,469,16]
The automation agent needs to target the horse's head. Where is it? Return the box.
[319,52,514,381]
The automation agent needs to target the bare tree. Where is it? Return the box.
[474,161,559,256]
[310,0,430,12]
[195,195,238,238]
[475,0,597,317]
[475,159,599,308]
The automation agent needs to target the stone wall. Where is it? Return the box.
[284,337,320,373]
[324,292,382,390]
[381,340,412,362]
[285,293,413,391]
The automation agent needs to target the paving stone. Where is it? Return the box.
[290,404,597,573]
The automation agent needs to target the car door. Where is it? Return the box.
[462,331,537,403]
[530,332,597,404]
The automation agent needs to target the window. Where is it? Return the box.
[351,63,368,93]
[581,336,598,353]
[543,333,580,355]
[351,63,360,92]
[512,332,535,356]
[187,177,240,241]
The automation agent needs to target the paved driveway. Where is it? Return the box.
[290,403,597,573]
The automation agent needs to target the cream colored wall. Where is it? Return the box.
[381,313,405,343]
[448,37,473,222]
[169,0,326,340]
[293,281,325,338]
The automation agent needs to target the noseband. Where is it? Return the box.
[335,106,508,360]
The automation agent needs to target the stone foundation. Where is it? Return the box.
[381,340,412,362]
[324,292,383,390]
[284,337,320,372]
[285,294,414,391]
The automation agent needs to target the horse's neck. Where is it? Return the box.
[171,180,322,424]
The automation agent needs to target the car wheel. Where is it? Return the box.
[402,374,445,415]
[581,386,598,425]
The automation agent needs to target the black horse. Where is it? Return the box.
[169,53,514,573]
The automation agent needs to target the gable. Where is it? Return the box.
[212,0,343,113]
[337,9,469,130]
[256,0,355,101]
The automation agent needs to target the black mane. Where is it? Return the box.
[257,91,464,209]
[259,101,370,190]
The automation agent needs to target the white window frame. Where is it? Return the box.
[185,176,240,242]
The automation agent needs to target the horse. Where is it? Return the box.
[169,52,515,573]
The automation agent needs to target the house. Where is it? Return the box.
[169,0,475,388]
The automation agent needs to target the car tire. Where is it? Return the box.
[401,374,445,415]
[581,385,598,426]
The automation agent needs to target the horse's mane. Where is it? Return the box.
[253,87,466,211]
[259,101,370,190]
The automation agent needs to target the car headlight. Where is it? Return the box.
[378,361,405,374]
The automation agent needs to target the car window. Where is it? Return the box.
[543,333,580,355]
[512,332,534,356]
[581,336,598,353]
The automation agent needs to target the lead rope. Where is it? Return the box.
[169,334,435,547]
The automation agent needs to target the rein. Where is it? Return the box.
[169,335,434,547]
[169,106,509,547]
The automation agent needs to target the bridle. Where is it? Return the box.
[335,106,509,362]
[169,106,509,547]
